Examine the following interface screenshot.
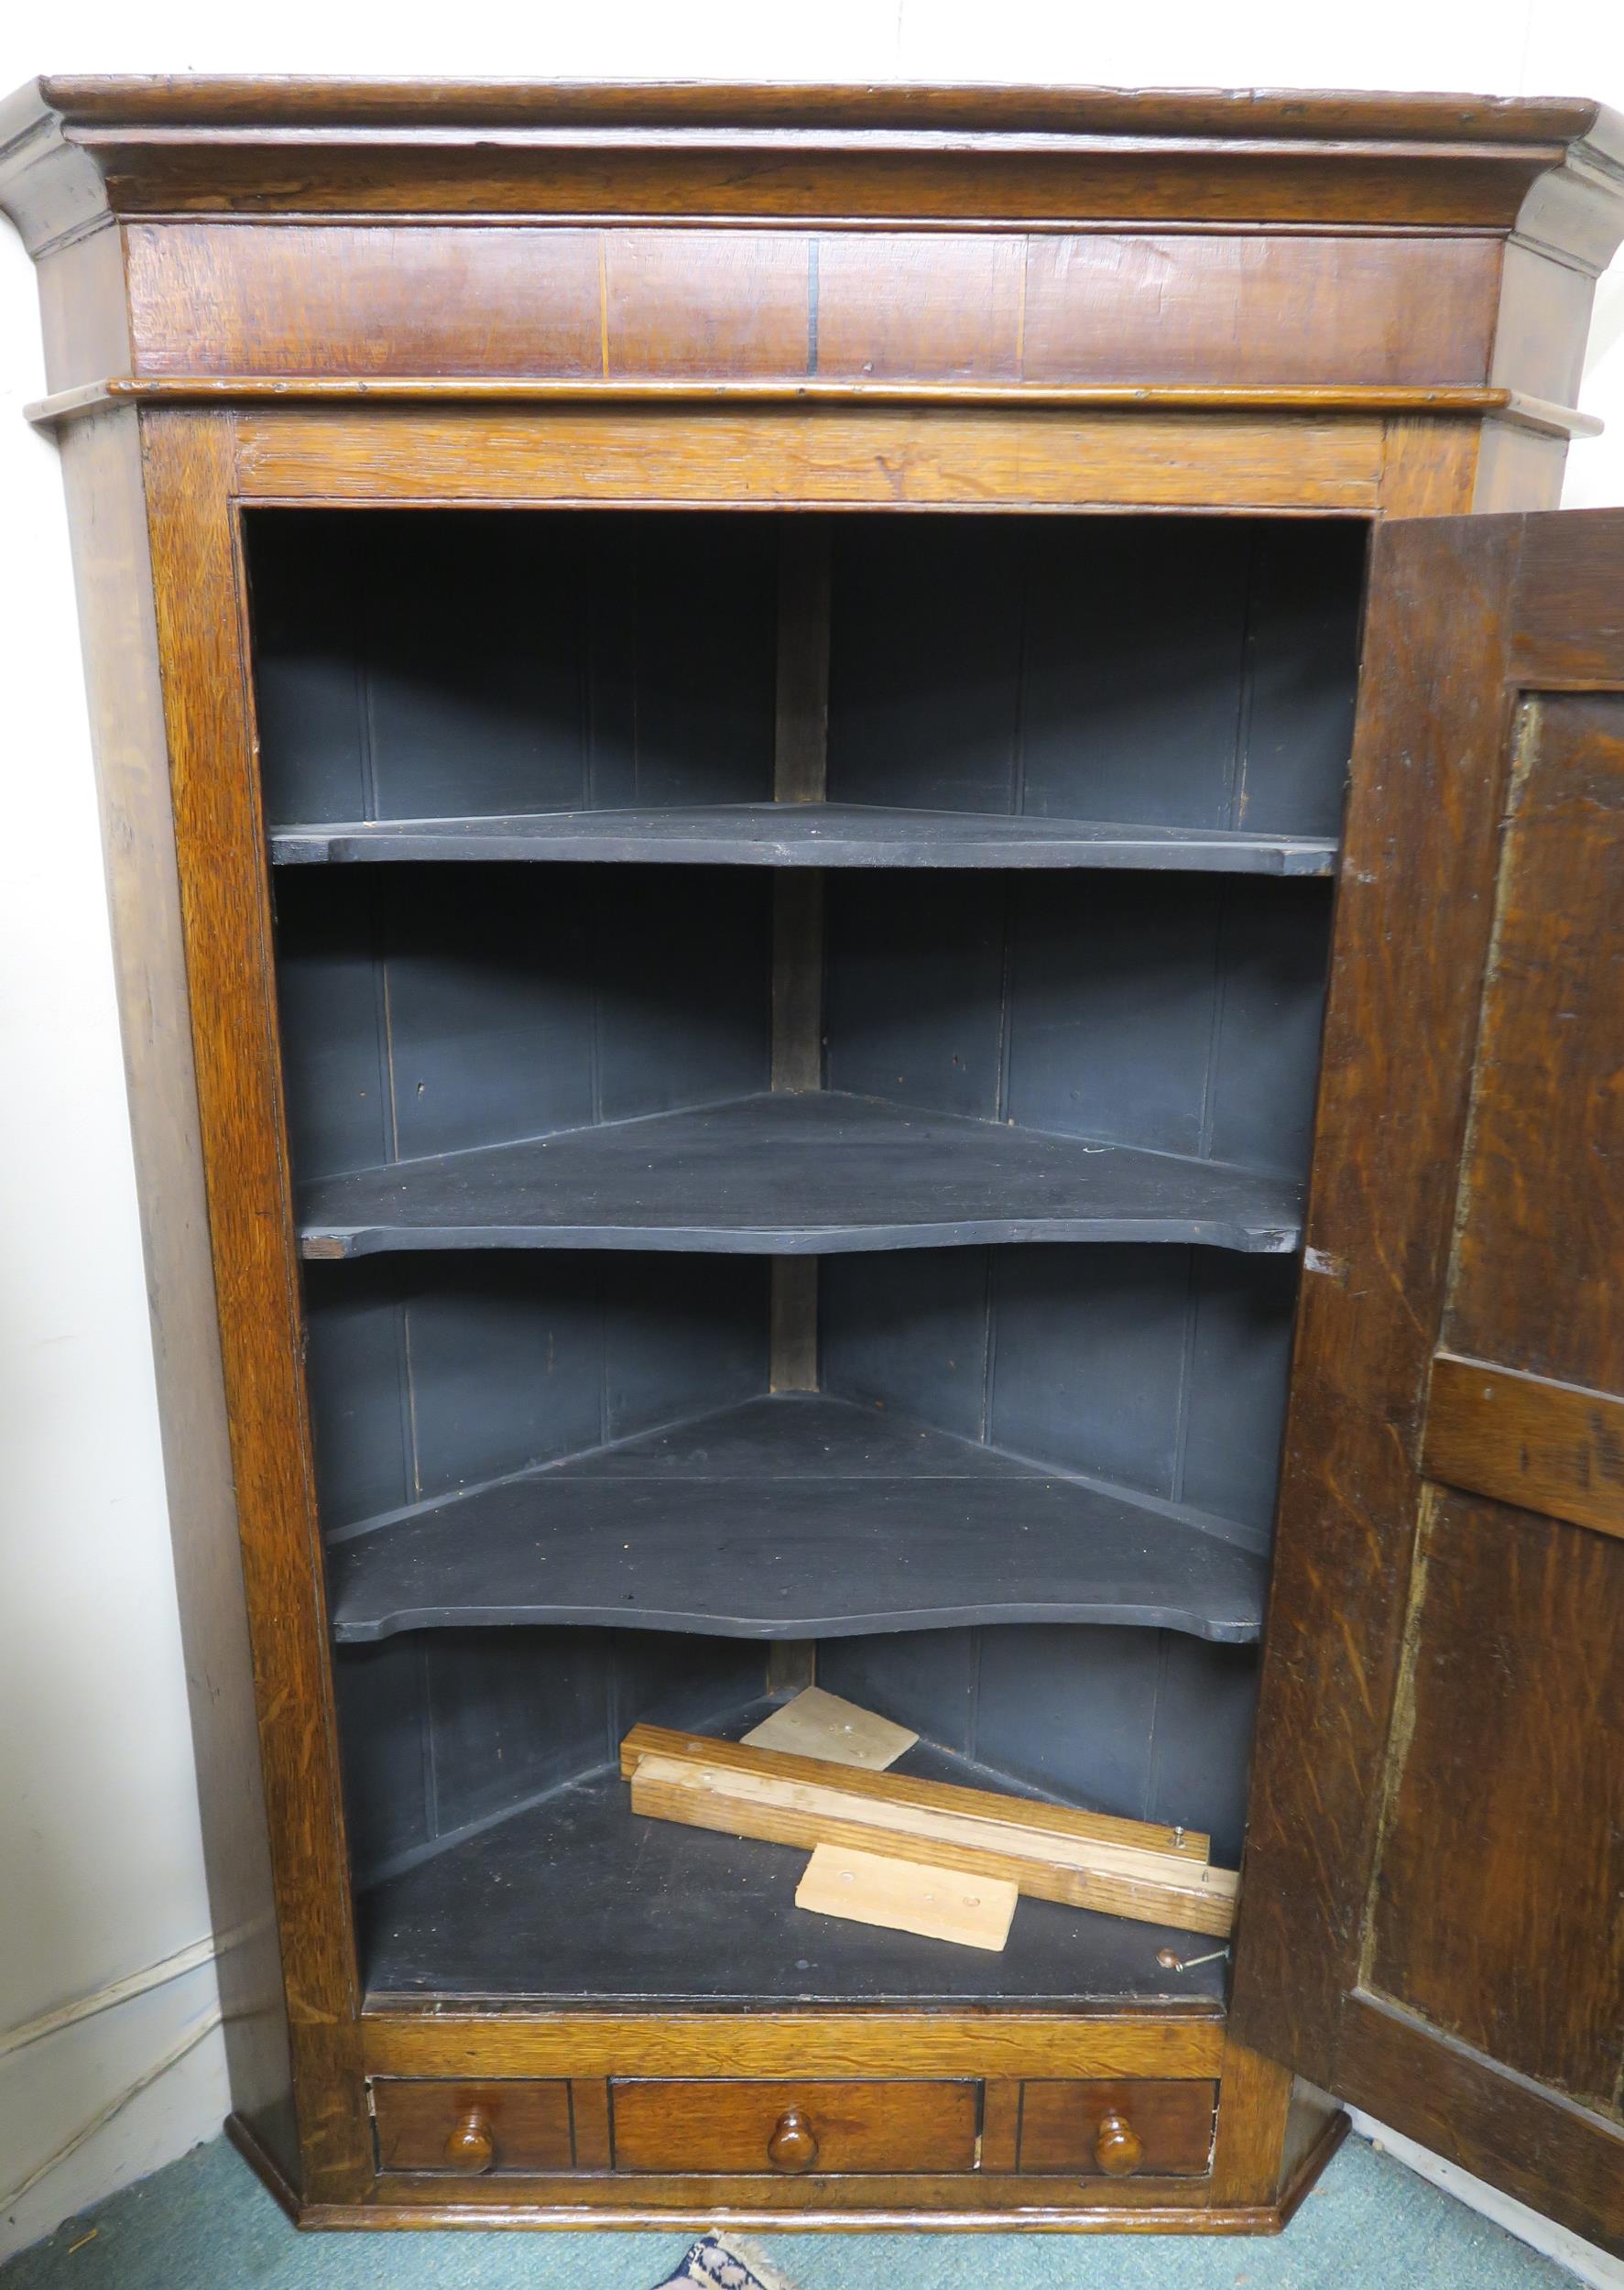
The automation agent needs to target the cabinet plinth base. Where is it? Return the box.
[224,2093,1348,2234]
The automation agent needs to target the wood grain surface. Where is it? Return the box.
[114,221,1503,391]
[139,410,369,2198]
[372,2081,573,2175]
[1423,1356,1624,1539]
[1229,513,1526,2085]
[1235,507,1624,2256]
[1443,692,1624,1394]
[1368,1489,1624,2115]
[629,1754,1237,1937]
[360,2011,1226,2082]
[8,76,1622,2237]
[231,404,1390,511]
[1019,2079,1216,2176]
[619,1724,1211,1859]
[610,2077,979,2175]
[52,406,299,2184]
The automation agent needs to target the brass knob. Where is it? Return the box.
[767,2107,819,2172]
[1093,2110,1143,2176]
[445,2104,496,2172]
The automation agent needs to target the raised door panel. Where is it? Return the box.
[1231,509,1624,2257]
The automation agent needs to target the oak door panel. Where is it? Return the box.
[1444,691,1623,1390]
[1367,1489,1624,2110]
[1233,509,1624,2256]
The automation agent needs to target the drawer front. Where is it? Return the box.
[1018,2079,1216,2176]
[611,2077,979,2175]
[372,2078,574,2174]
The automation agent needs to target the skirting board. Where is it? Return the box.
[1349,2115,1624,2289]
[0,1979,227,2263]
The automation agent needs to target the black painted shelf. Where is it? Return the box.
[359,1696,1234,2005]
[299,1090,1303,1259]
[327,1390,1267,1647]
[270,802,1338,876]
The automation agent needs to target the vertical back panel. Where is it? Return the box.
[251,509,779,824]
[823,871,1334,1172]
[276,867,771,1184]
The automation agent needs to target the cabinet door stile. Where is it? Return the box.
[140,407,370,2198]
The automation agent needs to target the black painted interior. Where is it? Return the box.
[247,506,1366,2006]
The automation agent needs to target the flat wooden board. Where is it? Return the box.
[796,1843,1018,1952]
[620,1718,1213,1861]
[743,1687,918,1770]
[625,1730,1237,1938]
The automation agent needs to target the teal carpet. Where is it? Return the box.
[4,2132,1580,2289]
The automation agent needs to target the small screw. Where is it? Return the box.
[1172,1825,1186,1848]
[1158,1944,1231,1972]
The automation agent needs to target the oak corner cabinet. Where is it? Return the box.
[5,75,1624,2249]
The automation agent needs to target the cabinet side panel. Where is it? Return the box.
[54,407,296,2180]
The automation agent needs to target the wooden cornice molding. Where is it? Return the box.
[20,376,1602,440]
[2,76,1622,257]
[3,81,1619,438]
[10,79,1614,136]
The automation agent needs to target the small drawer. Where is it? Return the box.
[1018,2079,1216,2177]
[611,2077,979,2176]
[372,2078,574,2175]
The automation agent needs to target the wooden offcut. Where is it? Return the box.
[796,1843,1018,1951]
[743,1687,918,1770]
[623,1726,1236,1938]
[619,1722,1212,1859]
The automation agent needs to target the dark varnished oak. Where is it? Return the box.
[137,410,370,2200]
[1019,2081,1215,2176]
[1423,1356,1624,1542]
[372,2083,572,2176]
[1,80,1620,256]
[4,79,1622,2241]
[47,398,298,2184]
[611,2080,978,2176]
[1233,513,1624,2258]
[3,77,1621,429]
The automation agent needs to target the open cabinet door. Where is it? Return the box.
[1229,509,1624,2254]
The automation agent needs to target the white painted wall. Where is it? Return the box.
[2,0,1621,2267]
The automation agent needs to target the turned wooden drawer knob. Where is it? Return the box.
[1093,2110,1143,2176]
[445,2104,496,2172]
[767,2107,819,2172]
